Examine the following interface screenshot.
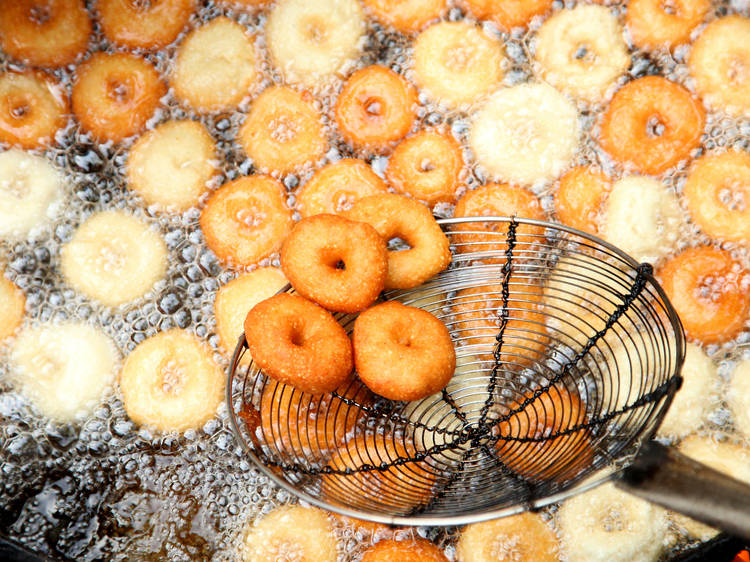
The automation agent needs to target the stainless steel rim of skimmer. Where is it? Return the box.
[225,216,686,526]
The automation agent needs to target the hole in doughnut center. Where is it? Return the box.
[107,79,132,104]
[29,5,51,25]
[646,115,666,138]
[364,98,383,117]
[9,100,31,120]
[235,207,266,229]
[160,359,185,395]
[334,260,346,270]
[448,46,475,70]
[289,325,306,347]
[572,44,595,64]
[386,237,411,252]
[130,0,154,10]
[659,0,678,16]
[418,158,436,173]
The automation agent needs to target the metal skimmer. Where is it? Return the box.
[227,217,685,526]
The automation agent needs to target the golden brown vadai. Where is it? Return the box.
[598,76,705,175]
[360,538,449,562]
[0,70,68,149]
[244,292,353,394]
[0,0,91,68]
[295,158,386,218]
[200,175,294,267]
[345,194,451,290]
[452,183,547,257]
[239,85,327,174]
[97,0,195,51]
[683,150,750,244]
[463,0,553,31]
[658,246,750,344]
[386,130,464,207]
[553,165,610,236]
[72,52,166,143]
[626,0,710,51]
[353,301,456,401]
[335,65,417,151]
[362,0,445,34]
[280,214,388,313]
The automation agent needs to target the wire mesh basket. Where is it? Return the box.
[226,217,685,525]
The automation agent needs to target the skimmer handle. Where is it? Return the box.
[616,440,750,540]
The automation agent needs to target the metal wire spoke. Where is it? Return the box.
[226,217,684,525]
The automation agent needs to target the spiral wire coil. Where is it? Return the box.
[227,217,685,525]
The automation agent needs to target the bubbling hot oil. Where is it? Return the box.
[0,0,749,560]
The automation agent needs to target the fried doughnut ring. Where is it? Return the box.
[323,432,437,511]
[360,538,448,562]
[296,158,386,218]
[363,0,445,34]
[534,5,630,103]
[97,0,194,51]
[0,71,67,149]
[598,76,705,175]
[345,194,451,289]
[452,183,546,256]
[260,379,370,457]
[463,0,553,31]
[495,384,593,482]
[690,16,750,116]
[456,512,560,562]
[239,86,327,174]
[242,505,338,562]
[452,284,548,367]
[0,273,25,342]
[0,0,91,68]
[200,175,293,267]
[280,214,388,313]
[72,52,166,143]
[120,329,224,432]
[243,293,354,394]
[413,21,505,110]
[626,0,709,51]
[335,65,417,150]
[658,246,750,344]
[353,301,456,401]
[554,166,610,235]
[386,130,464,206]
[127,119,217,212]
[683,150,750,243]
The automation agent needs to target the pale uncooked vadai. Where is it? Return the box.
[243,293,353,394]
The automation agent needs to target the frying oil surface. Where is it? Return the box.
[0,0,749,560]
